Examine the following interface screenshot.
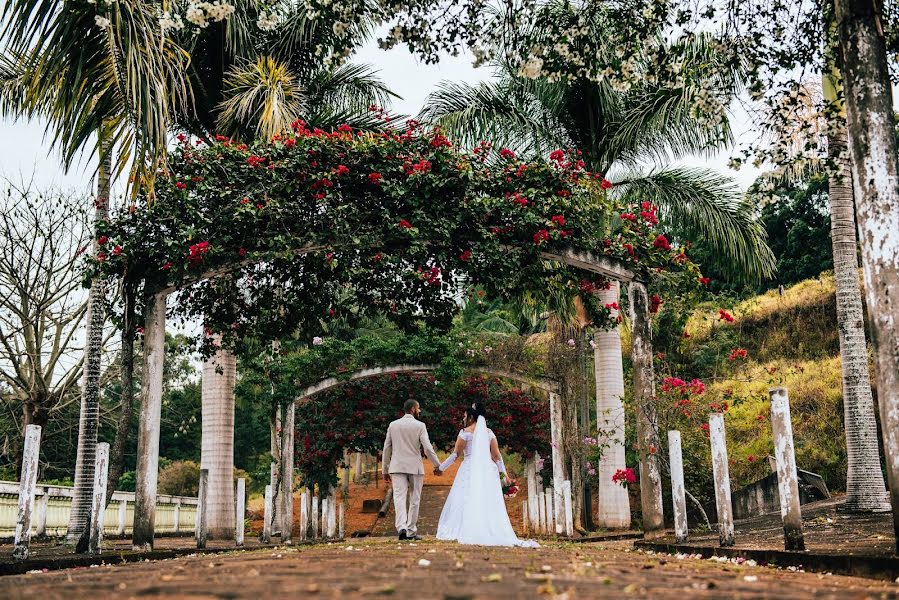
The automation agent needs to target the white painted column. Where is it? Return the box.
[709,413,735,546]
[312,494,320,539]
[88,442,110,554]
[235,477,246,547]
[173,499,181,533]
[548,391,565,534]
[35,489,50,538]
[526,456,539,532]
[13,424,42,560]
[562,480,574,537]
[354,453,364,483]
[770,388,806,551]
[280,402,295,543]
[537,482,546,534]
[299,489,308,542]
[196,468,209,549]
[327,487,338,538]
[544,488,554,535]
[522,500,529,534]
[593,282,631,529]
[117,499,127,536]
[338,501,345,539]
[668,431,688,544]
[133,291,167,552]
[262,484,273,543]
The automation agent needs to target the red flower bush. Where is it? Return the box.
[612,467,636,486]
[653,234,671,251]
[188,241,211,265]
[499,148,516,159]
[649,293,662,313]
[533,229,550,245]
[718,309,735,323]
[368,172,383,185]
[551,214,565,227]
[398,219,413,229]
[728,347,748,361]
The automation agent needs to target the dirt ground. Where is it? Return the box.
[2,538,897,599]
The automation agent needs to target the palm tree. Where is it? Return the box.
[1,0,191,547]
[823,59,890,512]
[420,9,774,529]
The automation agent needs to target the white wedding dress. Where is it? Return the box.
[436,416,538,547]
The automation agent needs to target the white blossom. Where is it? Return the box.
[185,5,207,27]
[94,15,111,28]
[520,56,544,79]
[257,12,279,31]
[159,11,185,32]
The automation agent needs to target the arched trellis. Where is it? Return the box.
[110,127,674,549]
[285,363,565,536]
[129,256,658,549]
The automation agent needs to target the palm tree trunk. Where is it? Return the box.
[823,73,890,510]
[834,0,899,544]
[67,127,112,547]
[593,282,631,529]
[106,281,137,507]
[201,340,237,539]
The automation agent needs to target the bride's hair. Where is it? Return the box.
[465,401,487,422]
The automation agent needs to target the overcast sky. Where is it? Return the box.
[0,40,761,197]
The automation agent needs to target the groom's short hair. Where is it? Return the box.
[403,399,419,413]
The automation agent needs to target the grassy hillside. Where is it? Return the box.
[639,273,867,500]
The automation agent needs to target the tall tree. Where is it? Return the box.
[834,0,899,543]
[822,55,890,512]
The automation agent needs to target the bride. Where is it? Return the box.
[435,402,538,547]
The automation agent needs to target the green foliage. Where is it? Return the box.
[157,460,200,496]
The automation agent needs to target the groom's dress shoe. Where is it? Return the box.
[406,534,422,541]
[398,529,407,540]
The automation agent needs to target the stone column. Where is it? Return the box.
[88,442,110,554]
[629,281,663,533]
[593,282,631,529]
[668,431,688,543]
[132,291,167,552]
[280,402,295,543]
[770,388,805,551]
[235,477,246,547]
[548,392,565,534]
[526,456,539,533]
[709,413,735,547]
[13,424,41,560]
[196,468,209,549]
[200,341,236,539]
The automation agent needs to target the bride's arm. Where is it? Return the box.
[438,435,467,471]
[489,437,508,482]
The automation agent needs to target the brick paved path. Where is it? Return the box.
[2,538,897,599]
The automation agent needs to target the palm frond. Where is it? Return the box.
[217,55,305,140]
[304,63,398,117]
[613,167,775,283]
[419,79,568,156]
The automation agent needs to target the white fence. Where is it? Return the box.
[0,481,198,538]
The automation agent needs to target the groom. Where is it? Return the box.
[382,398,442,540]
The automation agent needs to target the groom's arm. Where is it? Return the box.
[382,425,393,483]
[419,424,441,469]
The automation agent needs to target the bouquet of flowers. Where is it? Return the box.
[502,478,520,498]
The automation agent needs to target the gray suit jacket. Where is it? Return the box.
[382,414,441,475]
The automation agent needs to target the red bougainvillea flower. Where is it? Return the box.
[533,229,550,245]
[161,262,173,270]
[238,247,247,257]
[682,330,691,338]
[604,302,619,310]
[747,455,756,462]
[459,250,472,262]
[246,155,266,168]
[620,212,637,221]
[653,234,671,251]
[187,241,211,265]
[728,347,748,361]
[612,468,636,485]
[372,252,383,262]
[600,178,614,190]
[337,124,353,133]
[718,309,735,323]
[700,276,711,285]
[98,235,109,245]
[398,219,413,229]
[333,164,350,176]
[112,245,122,256]
[549,149,565,162]
[430,133,452,148]
[551,214,565,227]
[97,252,108,262]
[368,172,383,185]
[623,243,635,256]
[499,147,516,159]
[175,181,187,190]
[649,294,662,313]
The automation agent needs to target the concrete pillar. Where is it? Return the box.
[593,282,631,529]
[133,291,167,551]
[235,477,246,547]
[88,442,110,554]
[117,499,127,536]
[770,388,806,551]
[537,483,546,534]
[629,281,664,534]
[327,487,337,538]
[668,431,689,543]
[13,424,41,560]
[299,490,308,542]
[200,342,236,540]
[262,484,273,543]
[338,501,345,539]
[526,456,539,532]
[173,499,181,533]
[312,494,320,539]
[522,500,529,534]
[354,453,364,483]
[196,468,209,549]
[544,488,554,535]
[709,413,735,547]
[562,480,574,537]
[280,402,295,543]
[548,391,565,534]
[35,489,50,538]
